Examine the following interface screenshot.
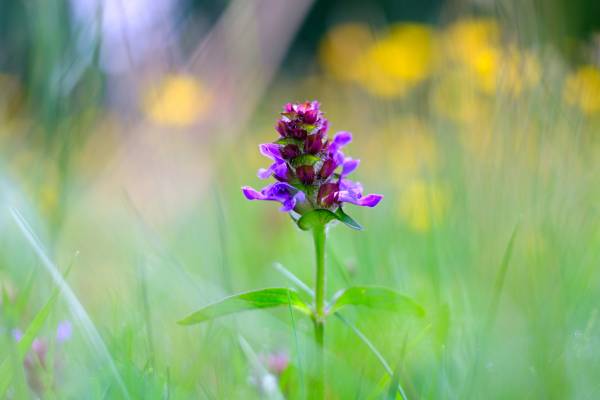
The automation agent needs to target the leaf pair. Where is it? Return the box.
[177,286,424,326]
[297,208,362,231]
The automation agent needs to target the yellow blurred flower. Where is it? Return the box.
[444,18,500,94]
[144,74,210,127]
[398,180,449,233]
[319,23,375,82]
[319,22,435,98]
[446,18,500,64]
[564,65,600,115]
[357,23,435,98]
[444,19,540,95]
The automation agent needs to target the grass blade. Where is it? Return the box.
[385,362,404,400]
[238,336,285,400]
[464,222,520,397]
[10,207,131,399]
[273,263,314,297]
[286,290,305,399]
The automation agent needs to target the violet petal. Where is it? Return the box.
[341,158,360,177]
[259,143,283,161]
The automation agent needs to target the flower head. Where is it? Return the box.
[242,101,382,223]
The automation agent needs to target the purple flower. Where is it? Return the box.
[56,321,72,343]
[242,101,382,216]
[266,351,289,375]
[242,182,306,212]
[12,328,23,342]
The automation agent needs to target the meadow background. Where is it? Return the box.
[1,0,599,398]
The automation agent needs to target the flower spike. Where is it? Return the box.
[242,101,382,227]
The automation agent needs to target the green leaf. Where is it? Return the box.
[335,207,363,230]
[178,288,311,325]
[297,209,338,231]
[297,208,364,231]
[290,154,320,167]
[328,286,425,317]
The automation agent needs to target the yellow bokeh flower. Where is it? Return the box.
[144,74,210,127]
[564,65,600,115]
[444,18,500,94]
[398,180,449,233]
[356,23,435,98]
[444,19,540,95]
[445,18,499,64]
[319,22,435,98]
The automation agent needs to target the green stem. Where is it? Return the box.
[312,224,326,399]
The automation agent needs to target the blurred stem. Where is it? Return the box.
[312,224,326,399]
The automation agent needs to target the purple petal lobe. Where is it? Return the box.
[264,182,295,201]
[341,158,360,176]
[283,103,294,113]
[337,192,383,207]
[356,194,383,207]
[332,151,345,166]
[331,131,352,150]
[257,164,274,179]
[259,143,283,161]
[273,163,290,182]
[243,182,300,213]
[280,197,296,212]
[242,186,265,200]
[339,179,363,195]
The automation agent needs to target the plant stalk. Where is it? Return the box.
[312,223,326,399]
